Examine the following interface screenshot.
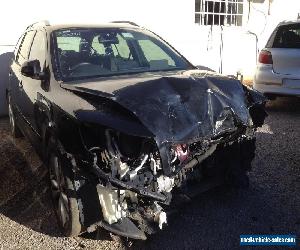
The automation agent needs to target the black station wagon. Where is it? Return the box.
[7,20,266,240]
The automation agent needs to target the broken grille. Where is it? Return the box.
[195,0,244,26]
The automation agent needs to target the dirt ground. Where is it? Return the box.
[0,97,299,250]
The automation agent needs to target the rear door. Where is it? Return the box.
[268,23,300,78]
[10,30,36,118]
[9,33,25,109]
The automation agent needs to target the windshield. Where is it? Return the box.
[52,28,192,81]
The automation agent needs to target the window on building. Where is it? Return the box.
[195,0,244,26]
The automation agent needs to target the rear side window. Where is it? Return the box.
[14,34,25,60]
[16,31,36,64]
[272,24,300,48]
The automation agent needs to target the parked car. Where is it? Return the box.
[254,20,300,98]
[7,21,266,240]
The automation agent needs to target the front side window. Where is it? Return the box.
[29,31,46,66]
[52,28,191,81]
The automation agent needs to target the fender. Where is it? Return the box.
[34,92,54,159]
[48,135,103,229]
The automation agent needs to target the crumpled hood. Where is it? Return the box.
[62,70,266,175]
[64,70,256,142]
[109,74,251,144]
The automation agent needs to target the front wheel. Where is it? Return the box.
[48,151,82,236]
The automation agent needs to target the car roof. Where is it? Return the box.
[277,19,300,27]
[26,21,143,32]
[48,23,142,31]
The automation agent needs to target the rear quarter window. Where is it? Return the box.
[14,34,25,60]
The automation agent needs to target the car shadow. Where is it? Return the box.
[0,120,63,237]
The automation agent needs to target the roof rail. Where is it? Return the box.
[26,20,50,30]
[110,21,139,27]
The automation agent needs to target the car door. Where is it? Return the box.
[21,29,47,138]
[9,33,25,113]
[10,30,36,124]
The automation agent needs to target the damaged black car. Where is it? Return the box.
[7,21,267,240]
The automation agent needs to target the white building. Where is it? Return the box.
[0,0,299,115]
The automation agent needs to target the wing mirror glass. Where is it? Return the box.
[21,60,46,80]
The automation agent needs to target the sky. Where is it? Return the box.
[0,0,190,45]
[1,0,300,46]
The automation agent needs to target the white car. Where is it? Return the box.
[254,20,300,98]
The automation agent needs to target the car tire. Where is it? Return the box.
[8,95,23,138]
[48,148,82,237]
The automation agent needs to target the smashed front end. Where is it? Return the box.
[61,73,267,239]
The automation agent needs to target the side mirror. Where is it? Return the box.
[21,60,46,80]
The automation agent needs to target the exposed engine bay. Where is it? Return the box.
[75,126,257,239]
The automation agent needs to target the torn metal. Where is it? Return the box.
[58,69,267,239]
